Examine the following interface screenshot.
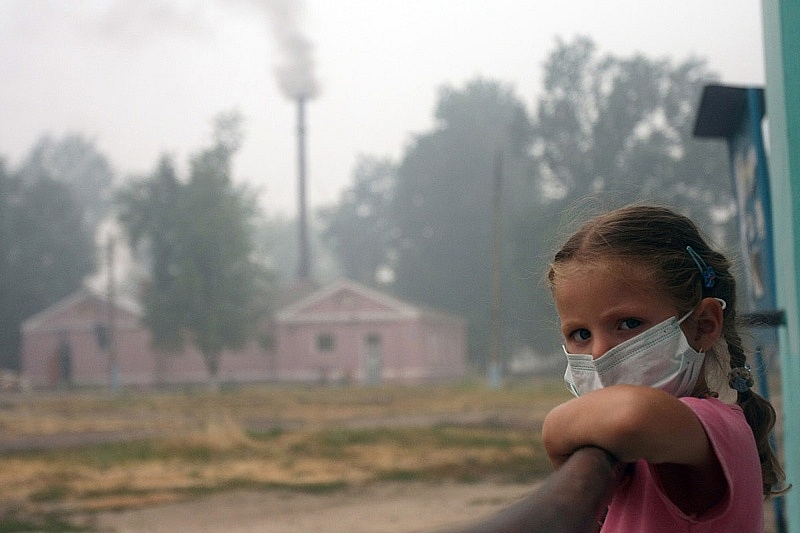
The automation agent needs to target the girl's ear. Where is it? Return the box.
[692,297,725,351]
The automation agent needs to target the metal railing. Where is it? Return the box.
[434,447,624,533]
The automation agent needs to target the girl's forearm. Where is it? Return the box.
[542,386,710,468]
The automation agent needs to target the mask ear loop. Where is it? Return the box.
[678,298,726,342]
[683,298,726,320]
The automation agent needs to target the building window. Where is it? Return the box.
[316,333,335,353]
[365,334,381,349]
[257,331,277,353]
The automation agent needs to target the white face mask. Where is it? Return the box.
[563,311,705,397]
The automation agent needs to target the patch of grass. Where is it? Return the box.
[0,510,89,533]
[430,426,517,449]
[248,427,285,440]
[81,485,161,499]
[276,480,350,494]
[322,427,391,447]
[304,426,532,454]
[379,462,486,484]
[169,482,255,499]
[286,427,410,459]
[174,445,214,462]
[375,446,552,485]
[35,438,256,468]
[1,379,571,516]
[43,440,159,467]
[178,479,350,497]
[28,484,70,502]
[326,425,532,452]
[376,469,427,482]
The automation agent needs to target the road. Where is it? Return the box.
[93,481,537,533]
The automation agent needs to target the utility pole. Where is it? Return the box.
[107,235,119,392]
[488,150,504,388]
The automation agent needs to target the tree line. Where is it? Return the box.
[321,37,731,368]
[0,37,732,377]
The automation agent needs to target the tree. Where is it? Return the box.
[0,158,95,369]
[117,112,268,383]
[117,155,183,351]
[0,159,19,369]
[179,113,265,380]
[390,78,534,367]
[312,39,731,370]
[531,36,729,219]
[510,36,731,353]
[254,213,341,285]
[319,155,396,285]
[16,133,115,230]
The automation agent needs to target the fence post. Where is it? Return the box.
[434,446,624,533]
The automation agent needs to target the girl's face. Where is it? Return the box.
[552,259,683,359]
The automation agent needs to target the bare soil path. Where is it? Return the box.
[93,481,537,533]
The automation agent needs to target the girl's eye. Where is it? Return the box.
[619,318,643,330]
[569,329,591,342]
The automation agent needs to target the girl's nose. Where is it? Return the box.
[591,335,616,360]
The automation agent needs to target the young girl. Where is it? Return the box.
[542,204,786,531]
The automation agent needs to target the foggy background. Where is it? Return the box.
[0,0,766,374]
[0,0,764,214]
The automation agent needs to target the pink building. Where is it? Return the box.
[20,280,467,388]
[272,280,467,384]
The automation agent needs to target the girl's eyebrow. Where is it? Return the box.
[559,325,581,337]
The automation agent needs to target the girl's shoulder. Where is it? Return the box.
[678,396,760,487]
[679,396,751,446]
[679,396,745,423]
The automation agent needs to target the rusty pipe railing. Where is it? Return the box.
[432,447,625,533]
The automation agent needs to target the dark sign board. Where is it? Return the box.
[695,85,778,318]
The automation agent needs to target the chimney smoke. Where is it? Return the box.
[260,0,319,100]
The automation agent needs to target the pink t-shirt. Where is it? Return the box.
[601,397,763,532]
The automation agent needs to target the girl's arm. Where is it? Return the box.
[542,385,714,469]
[542,385,728,515]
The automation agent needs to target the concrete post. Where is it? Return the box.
[761,1,800,530]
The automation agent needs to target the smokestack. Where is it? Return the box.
[259,0,318,281]
[296,96,310,280]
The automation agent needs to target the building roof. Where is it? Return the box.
[276,279,465,325]
[23,279,465,334]
[21,287,141,333]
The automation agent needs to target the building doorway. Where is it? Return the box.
[364,333,382,385]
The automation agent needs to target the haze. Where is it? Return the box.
[0,0,765,216]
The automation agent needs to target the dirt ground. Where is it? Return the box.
[92,481,786,533]
[93,481,537,533]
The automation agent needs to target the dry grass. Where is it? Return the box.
[0,377,570,528]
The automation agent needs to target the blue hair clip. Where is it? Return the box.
[686,246,715,288]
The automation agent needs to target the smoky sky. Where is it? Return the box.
[88,0,318,100]
[0,0,766,216]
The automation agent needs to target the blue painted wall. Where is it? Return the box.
[761,0,800,530]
